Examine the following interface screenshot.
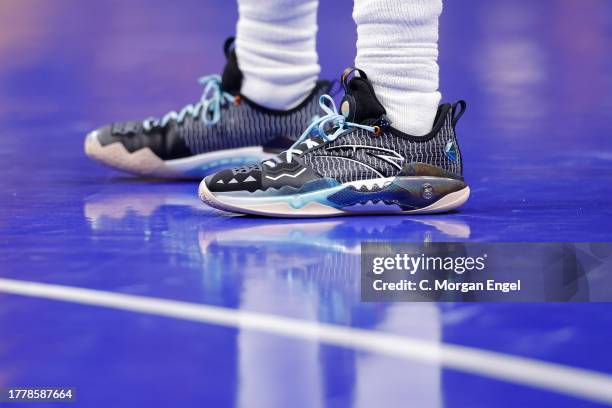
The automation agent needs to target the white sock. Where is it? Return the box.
[236,0,320,110]
[354,0,442,136]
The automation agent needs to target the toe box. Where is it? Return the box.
[205,164,263,193]
[84,125,170,177]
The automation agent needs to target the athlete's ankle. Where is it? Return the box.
[371,86,441,137]
[241,76,319,111]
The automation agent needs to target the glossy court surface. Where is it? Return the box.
[1,0,612,407]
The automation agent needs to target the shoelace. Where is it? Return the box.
[142,74,234,131]
[264,95,377,168]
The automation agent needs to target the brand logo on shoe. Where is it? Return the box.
[325,145,405,172]
[422,183,434,200]
[444,140,458,162]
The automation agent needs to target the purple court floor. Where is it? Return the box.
[1,0,612,407]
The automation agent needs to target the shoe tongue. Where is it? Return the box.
[339,69,387,125]
[221,37,243,95]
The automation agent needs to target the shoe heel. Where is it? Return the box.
[391,176,469,213]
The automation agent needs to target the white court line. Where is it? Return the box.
[1,277,612,405]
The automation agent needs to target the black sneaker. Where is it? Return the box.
[84,37,330,179]
[199,67,470,217]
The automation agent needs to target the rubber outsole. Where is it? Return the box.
[199,177,470,218]
[84,131,271,179]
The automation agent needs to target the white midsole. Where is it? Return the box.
[199,177,470,218]
[164,146,270,173]
[85,130,272,178]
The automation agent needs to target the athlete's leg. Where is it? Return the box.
[353,0,442,136]
[236,0,320,110]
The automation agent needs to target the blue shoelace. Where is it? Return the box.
[264,95,377,168]
[143,74,234,131]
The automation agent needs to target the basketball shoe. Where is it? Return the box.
[199,67,470,217]
[84,37,330,178]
